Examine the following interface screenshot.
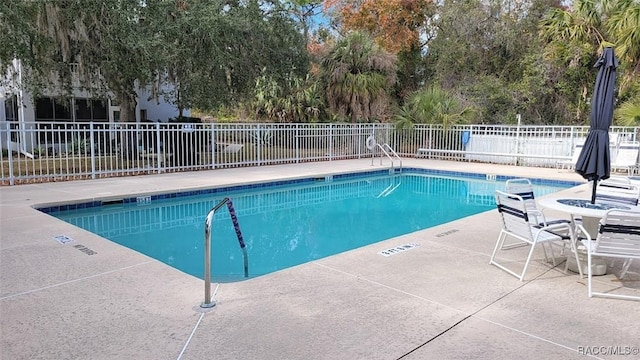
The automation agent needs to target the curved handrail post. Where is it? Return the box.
[374,143,402,171]
[201,197,247,309]
[201,198,229,308]
[382,144,402,170]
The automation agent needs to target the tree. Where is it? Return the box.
[151,0,309,113]
[320,31,397,122]
[326,0,435,100]
[0,0,157,122]
[540,0,640,121]
[395,86,474,129]
[0,0,310,120]
[283,0,325,48]
[325,0,435,54]
[253,71,326,123]
[605,0,640,90]
[425,0,565,124]
[615,97,640,126]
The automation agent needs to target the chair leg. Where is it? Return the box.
[489,230,507,265]
[540,242,552,265]
[587,250,593,298]
[490,231,532,280]
[500,232,528,249]
[567,239,584,278]
[501,241,529,250]
[620,259,633,279]
[519,243,539,281]
[540,241,563,268]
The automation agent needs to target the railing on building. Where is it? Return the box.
[1,121,638,185]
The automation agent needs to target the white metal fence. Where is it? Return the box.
[1,121,638,185]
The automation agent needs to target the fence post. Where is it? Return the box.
[210,123,216,169]
[357,124,362,159]
[467,125,474,162]
[429,125,433,157]
[295,124,300,163]
[514,115,521,166]
[154,123,161,172]
[5,122,15,185]
[328,123,333,161]
[256,124,262,166]
[90,122,96,179]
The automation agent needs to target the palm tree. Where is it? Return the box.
[395,86,474,153]
[320,31,397,122]
[395,86,474,129]
[540,0,640,101]
[253,72,325,123]
[606,1,640,89]
[542,0,611,46]
[615,97,640,126]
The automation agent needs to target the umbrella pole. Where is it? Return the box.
[591,180,597,204]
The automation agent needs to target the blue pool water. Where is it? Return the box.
[43,170,574,282]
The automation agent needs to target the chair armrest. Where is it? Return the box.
[574,223,592,244]
[528,209,546,223]
[531,209,571,228]
[532,221,573,241]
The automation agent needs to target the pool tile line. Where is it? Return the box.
[35,168,580,214]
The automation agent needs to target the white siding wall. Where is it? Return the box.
[137,86,189,122]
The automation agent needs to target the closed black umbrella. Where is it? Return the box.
[575,47,618,203]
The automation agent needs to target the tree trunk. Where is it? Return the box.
[118,92,138,160]
[176,86,184,118]
[119,93,137,123]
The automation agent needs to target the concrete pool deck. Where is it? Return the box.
[1,158,639,360]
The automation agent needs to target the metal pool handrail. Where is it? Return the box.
[201,197,247,308]
[372,143,402,170]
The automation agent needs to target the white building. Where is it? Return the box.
[1,59,189,155]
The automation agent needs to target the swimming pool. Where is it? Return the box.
[41,169,576,282]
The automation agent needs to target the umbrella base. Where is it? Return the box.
[566,253,607,276]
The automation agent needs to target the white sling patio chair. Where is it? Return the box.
[490,190,580,281]
[505,179,575,254]
[556,143,583,170]
[611,142,640,176]
[596,177,640,206]
[505,178,573,227]
[577,209,640,301]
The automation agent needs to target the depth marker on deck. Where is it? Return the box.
[53,235,74,244]
[378,243,420,257]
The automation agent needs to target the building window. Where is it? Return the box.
[75,98,108,122]
[35,97,108,122]
[54,99,71,121]
[35,97,71,121]
[76,99,92,121]
[4,95,18,121]
[35,97,107,144]
[92,100,107,120]
[4,95,19,141]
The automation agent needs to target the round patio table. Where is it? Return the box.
[537,198,640,276]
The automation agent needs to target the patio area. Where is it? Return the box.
[1,158,639,359]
